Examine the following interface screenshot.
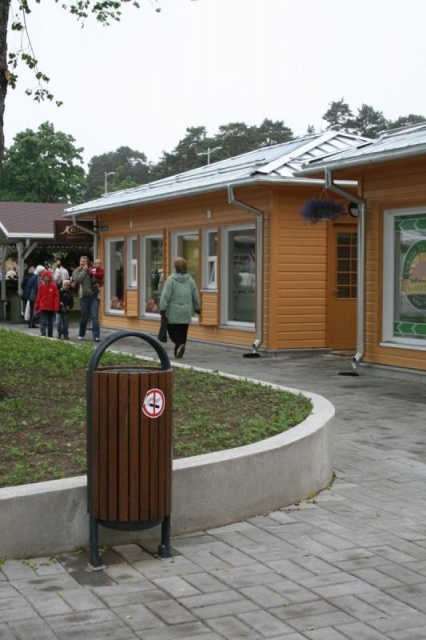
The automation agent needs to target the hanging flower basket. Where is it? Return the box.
[300,199,346,225]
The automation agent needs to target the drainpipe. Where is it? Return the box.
[325,169,366,369]
[227,185,264,355]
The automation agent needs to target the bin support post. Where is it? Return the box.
[158,515,171,559]
[89,514,105,570]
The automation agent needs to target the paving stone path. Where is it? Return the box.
[1,324,425,639]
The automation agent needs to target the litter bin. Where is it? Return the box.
[9,294,22,323]
[87,330,173,569]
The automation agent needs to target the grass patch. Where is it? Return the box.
[0,328,312,487]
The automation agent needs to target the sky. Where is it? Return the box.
[6,0,426,168]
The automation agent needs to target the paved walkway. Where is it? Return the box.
[1,321,426,639]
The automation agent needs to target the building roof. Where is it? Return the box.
[0,202,67,243]
[65,130,369,217]
[298,122,426,174]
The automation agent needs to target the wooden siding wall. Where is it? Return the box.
[270,190,328,349]
[199,291,219,326]
[361,158,426,371]
[125,289,138,317]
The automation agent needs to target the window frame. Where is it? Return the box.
[220,224,256,327]
[105,237,125,315]
[382,206,426,349]
[170,230,200,321]
[202,228,218,290]
[127,236,138,289]
[171,230,199,269]
[140,234,164,317]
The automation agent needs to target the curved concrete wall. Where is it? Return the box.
[0,381,334,559]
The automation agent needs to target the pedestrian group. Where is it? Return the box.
[21,256,103,342]
[15,254,202,357]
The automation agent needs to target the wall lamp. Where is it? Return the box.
[348,202,359,218]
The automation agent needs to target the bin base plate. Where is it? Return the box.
[87,562,107,572]
[98,517,163,531]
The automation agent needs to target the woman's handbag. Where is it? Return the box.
[158,315,168,343]
[24,300,31,321]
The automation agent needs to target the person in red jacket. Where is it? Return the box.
[35,270,60,338]
[90,258,104,293]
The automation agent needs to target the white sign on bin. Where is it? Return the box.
[142,388,165,419]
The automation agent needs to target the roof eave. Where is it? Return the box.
[5,233,54,240]
[64,175,346,218]
[299,143,426,176]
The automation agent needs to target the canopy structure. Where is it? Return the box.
[0,202,69,302]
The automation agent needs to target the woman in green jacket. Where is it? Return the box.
[160,257,200,358]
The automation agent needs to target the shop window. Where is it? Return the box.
[142,236,163,314]
[383,208,426,345]
[172,231,199,285]
[105,239,124,312]
[221,226,255,325]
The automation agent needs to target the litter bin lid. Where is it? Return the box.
[96,365,169,375]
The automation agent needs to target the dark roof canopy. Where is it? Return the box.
[0,202,67,243]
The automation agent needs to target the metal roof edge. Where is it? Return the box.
[9,233,54,240]
[298,143,426,175]
[65,178,259,216]
[65,175,340,217]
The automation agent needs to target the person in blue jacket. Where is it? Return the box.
[160,257,200,358]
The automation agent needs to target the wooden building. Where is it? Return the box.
[65,131,367,354]
[300,123,426,376]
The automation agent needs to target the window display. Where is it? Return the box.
[385,211,426,342]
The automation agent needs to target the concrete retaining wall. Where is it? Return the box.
[0,383,334,559]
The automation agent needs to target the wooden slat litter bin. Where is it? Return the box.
[91,365,173,523]
[86,330,173,569]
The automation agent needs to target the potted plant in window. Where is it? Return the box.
[300,198,346,225]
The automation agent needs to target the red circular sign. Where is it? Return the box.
[142,388,165,419]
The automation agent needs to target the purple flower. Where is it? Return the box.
[300,199,346,224]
